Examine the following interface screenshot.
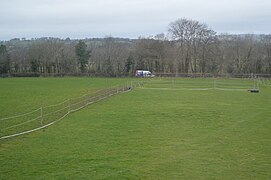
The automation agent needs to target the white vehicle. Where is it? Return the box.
[135,70,155,77]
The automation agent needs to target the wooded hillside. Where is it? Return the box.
[1,19,271,77]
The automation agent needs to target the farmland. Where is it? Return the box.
[0,77,271,179]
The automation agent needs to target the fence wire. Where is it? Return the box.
[143,78,259,91]
[0,81,144,140]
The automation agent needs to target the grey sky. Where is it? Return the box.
[1,0,271,40]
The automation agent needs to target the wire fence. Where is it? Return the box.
[0,81,144,140]
[258,78,271,87]
[1,77,264,140]
[142,78,259,91]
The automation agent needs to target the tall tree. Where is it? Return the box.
[168,18,217,73]
[125,55,134,76]
[75,40,90,73]
[262,35,271,73]
[134,38,166,72]
[0,45,10,74]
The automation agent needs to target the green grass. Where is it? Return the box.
[0,77,130,118]
[0,77,271,179]
[0,77,133,138]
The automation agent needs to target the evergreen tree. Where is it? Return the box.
[0,45,10,74]
[75,40,90,73]
[125,55,134,75]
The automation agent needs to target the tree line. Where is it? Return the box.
[1,18,271,77]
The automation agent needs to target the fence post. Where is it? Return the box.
[68,98,71,113]
[213,77,216,90]
[40,103,43,126]
[86,90,90,104]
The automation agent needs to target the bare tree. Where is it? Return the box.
[262,35,271,73]
[2,31,271,77]
[168,18,217,73]
[133,37,167,73]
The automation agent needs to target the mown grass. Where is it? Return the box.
[0,77,130,118]
[0,77,270,179]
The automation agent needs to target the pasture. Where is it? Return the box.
[0,77,271,179]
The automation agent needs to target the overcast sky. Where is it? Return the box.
[1,0,271,40]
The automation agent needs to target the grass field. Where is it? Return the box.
[0,77,271,179]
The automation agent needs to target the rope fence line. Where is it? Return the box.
[2,78,261,140]
[142,78,260,91]
[258,78,271,87]
[43,106,69,117]
[2,116,42,131]
[0,113,70,140]
[0,80,145,140]
[43,99,69,109]
[0,108,41,121]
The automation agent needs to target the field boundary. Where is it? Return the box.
[0,78,262,140]
[0,81,144,140]
[140,87,252,91]
[142,78,259,92]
